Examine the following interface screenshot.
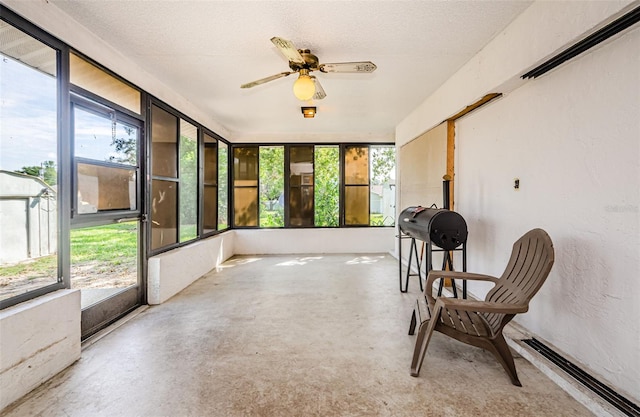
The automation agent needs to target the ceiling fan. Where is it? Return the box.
[240,37,377,101]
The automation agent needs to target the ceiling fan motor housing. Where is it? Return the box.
[289,49,320,71]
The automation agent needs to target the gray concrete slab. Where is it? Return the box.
[2,254,593,417]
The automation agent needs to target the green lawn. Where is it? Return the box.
[0,254,57,278]
[1,223,139,299]
[71,223,138,264]
[0,223,138,278]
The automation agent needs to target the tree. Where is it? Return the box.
[16,165,40,177]
[314,146,340,227]
[371,146,395,185]
[179,134,198,240]
[15,160,57,185]
[259,146,284,227]
[109,125,137,165]
[41,160,56,185]
[217,146,229,228]
[370,146,396,226]
[259,147,284,210]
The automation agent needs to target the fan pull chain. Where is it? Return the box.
[111,112,117,142]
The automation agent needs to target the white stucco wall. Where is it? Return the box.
[396,0,639,401]
[455,24,640,400]
[396,0,637,148]
[234,228,395,255]
[148,232,235,304]
[0,290,81,410]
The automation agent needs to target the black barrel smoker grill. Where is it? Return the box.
[397,206,468,296]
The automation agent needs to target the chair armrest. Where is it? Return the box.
[435,297,529,315]
[426,271,499,297]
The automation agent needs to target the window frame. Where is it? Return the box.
[147,98,231,256]
[230,142,395,230]
[70,96,143,227]
[217,141,231,232]
[258,145,285,228]
[368,144,397,227]
[0,6,69,309]
[201,129,221,237]
[231,145,260,228]
[178,118,199,244]
[342,144,370,227]
[286,145,315,228]
[0,6,232,309]
[314,144,341,228]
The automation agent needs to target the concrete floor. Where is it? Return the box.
[2,254,592,417]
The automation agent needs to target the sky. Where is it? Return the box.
[1,54,136,173]
[0,55,57,172]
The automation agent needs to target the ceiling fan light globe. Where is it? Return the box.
[293,75,315,101]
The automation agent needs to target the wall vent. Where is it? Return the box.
[522,338,640,417]
[521,6,640,79]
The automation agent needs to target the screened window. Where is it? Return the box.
[259,146,284,227]
[179,120,198,242]
[73,105,139,215]
[370,145,396,226]
[75,109,138,165]
[0,19,60,305]
[289,146,314,227]
[151,105,178,178]
[203,133,217,234]
[218,142,229,230]
[233,147,258,227]
[314,145,339,227]
[76,163,136,212]
[230,143,394,229]
[344,145,369,225]
[150,101,228,251]
[150,104,179,250]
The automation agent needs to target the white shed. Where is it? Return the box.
[0,170,57,264]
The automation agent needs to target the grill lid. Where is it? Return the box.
[398,206,468,250]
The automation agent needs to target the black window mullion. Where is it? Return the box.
[175,121,181,242]
[284,145,291,227]
[58,34,72,293]
[311,146,315,227]
[214,137,219,232]
[339,144,345,227]
[198,128,204,236]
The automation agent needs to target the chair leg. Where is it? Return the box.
[410,304,441,377]
[408,309,417,335]
[488,333,522,387]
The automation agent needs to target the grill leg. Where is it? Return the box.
[403,238,423,292]
[417,242,424,292]
[398,233,404,292]
[404,239,415,293]
[462,243,467,299]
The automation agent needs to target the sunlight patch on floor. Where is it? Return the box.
[345,255,385,265]
[217,257,262,270]
[276,256,323,266]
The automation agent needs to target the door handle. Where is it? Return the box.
[116,217,141,223]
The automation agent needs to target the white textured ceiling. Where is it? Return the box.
[50,0,533,142]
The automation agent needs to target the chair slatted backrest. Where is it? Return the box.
[484,229,555,332]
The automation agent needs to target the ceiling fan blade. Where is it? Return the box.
[311,76,326,100]
[240,71,294,89]
[270,37,305,65]
[319,61,377,73]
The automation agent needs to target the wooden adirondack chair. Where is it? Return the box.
[408,228,555,386]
